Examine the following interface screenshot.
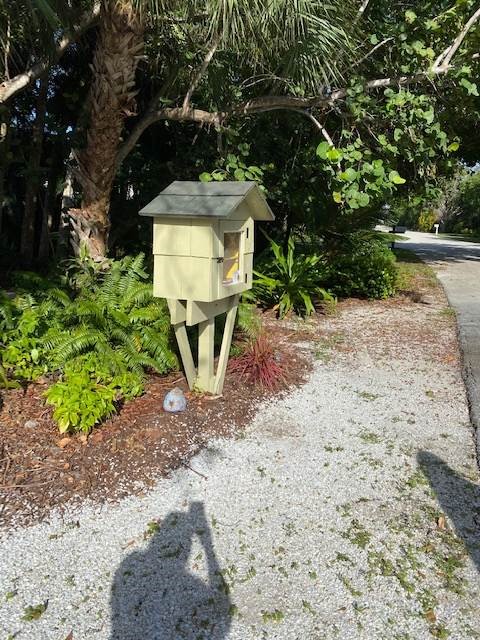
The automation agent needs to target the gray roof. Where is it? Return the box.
[139,181,274,221]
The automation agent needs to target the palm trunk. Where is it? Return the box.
[70,0,143,259]
[20,76,48,265]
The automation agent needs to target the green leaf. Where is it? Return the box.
[234,168,246,181]
[199,172,212,182]
[357,192,370,207]
[460,78,479,96]
[332,191,342,203]
[326,148,342,162]
[393,128,403,142]
[422,108,435,125]
[378,134,388,147]
[447,141,460,152]
[340,167,358,182]
[389,170,406,185]
[405,10,417,23]
[316,141,330,159]
[370,34,379,45]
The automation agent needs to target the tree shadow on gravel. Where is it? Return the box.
[109,501,231,640]
[418,451,480,573]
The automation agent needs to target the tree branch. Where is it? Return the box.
[182,36,220,111]
[354,37,394,68]
[116,54,477,167]
[291,110,334,144]
[116,107,221,167]
[0,2,100,104]
[436,5,480,70]
[355,0,371,23]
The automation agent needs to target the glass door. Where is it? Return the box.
[222,232,241,286]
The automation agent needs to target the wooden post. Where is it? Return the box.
[172,322,196,390]
[168,296,239,394]
[197,317,216,392]
[214,295,239,395]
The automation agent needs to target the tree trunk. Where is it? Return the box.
[57,151,75,257]
[0,107,10,239]
[38,168,57,261]
[70,0,143,259]
[20,76,48,265]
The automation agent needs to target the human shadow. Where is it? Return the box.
[418,451,480,573]
[109,501,231,640]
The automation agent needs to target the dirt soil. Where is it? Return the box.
[0,322,309,529]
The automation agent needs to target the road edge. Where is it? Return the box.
[457,324,480,466]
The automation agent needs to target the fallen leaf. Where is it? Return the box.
[424,609,436,624]
[121,539,137,550]
[89,432,104,444]
[437,514,447,530]
[65,632,73,640]
[56,437,71,449]
[79,434,88,445]
[63,462,70,470]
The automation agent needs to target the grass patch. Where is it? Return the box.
[22,602,47,621]
[374,231,410,243]
[261,609,284,623]
[439,233,480,244]
[358,430,383,444]
[394,248,437,292]
[439,307,456,318]
[313,332,345,362]
[338,573,363,596]
[356,391,380,402]
[342,519,371,549]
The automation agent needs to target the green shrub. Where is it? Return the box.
[326,237,397,299]
[252,236,335,318]
[44,352,145,433]
[1,254,177,432]
[45,370,118,433]
[417,210,437,232]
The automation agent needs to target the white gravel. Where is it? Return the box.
[1,299,480,640]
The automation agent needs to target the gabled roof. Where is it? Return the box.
[139,181,275,221]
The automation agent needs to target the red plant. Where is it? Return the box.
[228,333,287,390]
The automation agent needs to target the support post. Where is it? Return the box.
[214,295,239,395]
[172,322,196,390]
[197,317,216,392]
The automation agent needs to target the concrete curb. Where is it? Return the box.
[458,325,480,466]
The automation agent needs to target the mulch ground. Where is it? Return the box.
[0,320,310,529]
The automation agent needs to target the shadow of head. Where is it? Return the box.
[109,501,231,640]
[418,451,480,573]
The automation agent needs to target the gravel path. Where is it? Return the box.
[1,287,480,639]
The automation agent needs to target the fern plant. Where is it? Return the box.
[45,254,176,376]
[1,254,177,432]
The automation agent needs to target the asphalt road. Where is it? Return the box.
[402,231,480,459]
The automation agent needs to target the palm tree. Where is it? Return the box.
[70,1,144,259]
